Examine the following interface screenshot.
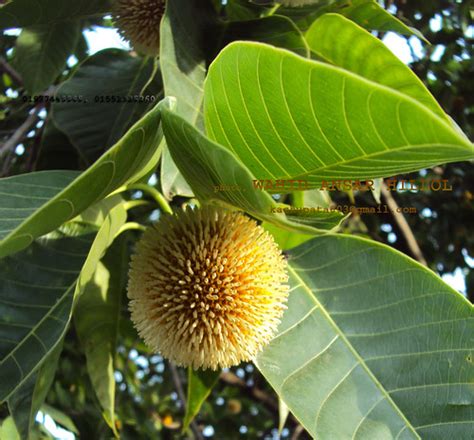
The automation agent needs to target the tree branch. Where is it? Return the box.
[0,56,23,86]
[291,424,305,440]
[220,371,278,412]
[381,185,428,266]
[1,106,41,176]
[220,371,308,437]
[169,363,204,440]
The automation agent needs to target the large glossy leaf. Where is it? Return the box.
[13,21,80,95]
[0,103,162,258]
[0,232,93,402]
[0,0,111,30]
[8,202,126,435]
[74,234,128,435]
[159,0,212,198]
[335,0,427,41]
[160,100,345,234]
[204,42,474,188]
[306,14,445,119]
[278,0,423,38]
[52,49,162,163]
[256,234,473,439]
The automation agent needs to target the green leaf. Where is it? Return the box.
[278,0,425,40]
[7,342,63,439]
[220,0,273,21]
[0,232,93,402]
[160,100,345,234]
[159,0,213,198]
[204,42,474,188]
[336,0,428,42]
[0,417,20,440]
[73,194,124,228]
[263,222,314,250]
[266,190,332,238]
[52,49,162,163]
[160,150,193,199]
[35,118,80,171]
[306,14,444,119]
[160,102,273,211]
[74,233,128,436]
[278,398,290,434]
[256,234,474,439]
[160,0,210,126]
[13,22,80,95]
[0,102,162,259]
[0,0,111,30]
[301,188,331,208]
[183,369,220,430]
[0,170,78,241]
[41,404,78,435]
[221,15,309,57]
[75,202,127,293]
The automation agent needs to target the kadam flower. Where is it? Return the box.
[112,0,165,56]
[127,206,289,370]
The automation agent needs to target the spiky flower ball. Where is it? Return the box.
[128,206,289,370]
[112,0,165,56]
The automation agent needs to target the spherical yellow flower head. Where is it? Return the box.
[128,206,289,370]
[112,0,165,56]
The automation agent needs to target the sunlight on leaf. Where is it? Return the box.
[204,42,473,188]
[257,235,473,439]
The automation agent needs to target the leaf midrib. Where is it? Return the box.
[287,264,421,438]
[276,142,474,182]
[0,282,75,402]
[207,41,472,149]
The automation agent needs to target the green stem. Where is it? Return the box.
[123,200,150,211]
[139,56,160,96]
[117,222,146,235]
[292,191,305,208]
[264,4,281,16]
[128,183,173,214]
